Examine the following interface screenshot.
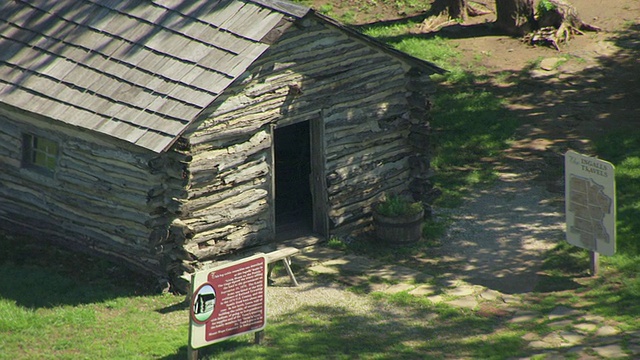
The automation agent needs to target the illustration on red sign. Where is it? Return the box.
[191,284,217,324]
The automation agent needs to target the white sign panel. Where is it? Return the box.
[565,151,616,256]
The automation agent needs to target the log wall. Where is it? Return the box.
[181,15,436,269]
[0,105,187,282]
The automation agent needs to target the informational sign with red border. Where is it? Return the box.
[189,255,267,349]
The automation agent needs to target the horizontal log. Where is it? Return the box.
[0,170,151,224]
[189,229,270,261]
[328,155,408,190]
[326,138,411,174]
[64,140,153,171]
[325,127,408,158]
[2,214,164,278]
[59,151,158,193]
[329,168,410,211]
[186,178,269,213]
[0,199,151,250]
[190,158,269,192]
[188,187,269,223]
[186,196,269,234]
[148,158,189,179]
[0,131,21,151]
[0,154,21,168]
[166,149,193,163]
[221,158,269,185]
[55,171,150,208]
[147,187,189,203]
[190,131,270,174]
[186,218,269,245]
[331,215,371,237]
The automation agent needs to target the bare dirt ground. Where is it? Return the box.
[444,0,640,186]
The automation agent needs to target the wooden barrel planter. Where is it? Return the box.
[373,209,424,244]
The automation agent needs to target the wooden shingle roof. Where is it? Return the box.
[0,0,309,152]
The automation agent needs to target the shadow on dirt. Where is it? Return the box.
[490,22,640,173]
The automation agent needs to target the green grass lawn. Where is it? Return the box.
[0,237,186,359]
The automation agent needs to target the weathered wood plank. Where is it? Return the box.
[186,176,268,211]
[187,187,269,226]
[186,218,270,246]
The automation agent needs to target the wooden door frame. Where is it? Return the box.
[270,118,328,238]
[309,117,329,237]
[268,123,276,238]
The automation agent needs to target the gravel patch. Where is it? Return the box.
[266,278,376,319]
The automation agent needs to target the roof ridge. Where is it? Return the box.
[246,0,310,18]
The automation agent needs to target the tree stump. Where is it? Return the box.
[496,0,536,36]
[525,0,601,49]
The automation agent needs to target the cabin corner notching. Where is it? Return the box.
[0,0,441,292]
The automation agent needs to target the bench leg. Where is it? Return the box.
[267,265,275,286]
[282,257,299,286]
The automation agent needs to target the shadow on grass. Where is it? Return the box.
[0,234,158,308]
[163,297,639,360]
[163,303,527,360]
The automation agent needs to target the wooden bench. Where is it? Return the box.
[264,247,300,286]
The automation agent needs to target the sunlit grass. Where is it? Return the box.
[361,21,420,37]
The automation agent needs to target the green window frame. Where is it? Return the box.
[22,134,59,173]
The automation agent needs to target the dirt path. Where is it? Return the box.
[431,172,564,294]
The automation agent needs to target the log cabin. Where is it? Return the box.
[0,0,442,292]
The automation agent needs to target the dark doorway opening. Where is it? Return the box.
[274,121,312,234]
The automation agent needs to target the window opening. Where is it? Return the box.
[23,134,59,172]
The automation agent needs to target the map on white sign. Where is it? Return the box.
[565,151,616,256]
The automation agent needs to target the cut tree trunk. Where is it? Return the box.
[495,0,536,36]
[449,0,468,21]
[421,0,491,32]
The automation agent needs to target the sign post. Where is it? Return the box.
[188,255,268,355]
[565,150,616,275]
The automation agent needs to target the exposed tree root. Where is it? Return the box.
[524,0,600,50]
[418,12,458,33]
[467,1,494,17]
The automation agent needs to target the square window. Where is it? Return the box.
[22,134,59,173]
